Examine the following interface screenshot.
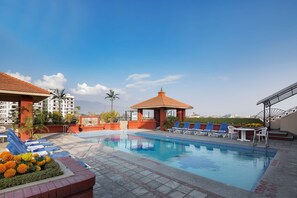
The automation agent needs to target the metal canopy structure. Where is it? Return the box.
[257,82,297,107]
[257,82,297,129]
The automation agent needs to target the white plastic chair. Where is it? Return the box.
[227,126,238,139]
[253,127,268,144]
[0,126,6,133]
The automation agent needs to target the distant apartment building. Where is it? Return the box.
[42,94,75,116]
[0,101,18,124]
[0,94,75,124]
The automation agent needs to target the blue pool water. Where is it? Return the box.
[82,132,276,191]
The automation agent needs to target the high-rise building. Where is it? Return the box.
[0,101,18,124]
[0,94,75,124]
[42,94,75,116]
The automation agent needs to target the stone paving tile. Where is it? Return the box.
[132,186,149,196]
[168,190,186,198]
[188,190,207,198]
[147,173,161,180]
[139,176,154,184]
[130,173,144,180]
[118,192,138,198]
[140,192,161,198]
[156,176,171,184]
[140,170,152,176]
[122,182,140,191]
[165,180,181,189]
[157,184,173,194]
[146,180,163,189]
[176,185,194,194]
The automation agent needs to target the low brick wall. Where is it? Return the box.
[0,157,96,197]
[128,120,156,130]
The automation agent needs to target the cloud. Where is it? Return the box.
[126,73,150,81]
[71,83,109,95]
[126,75,183,91]
[6,72,32,82]
[34,73,67,90]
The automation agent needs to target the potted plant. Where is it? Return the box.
[19,117,49,141]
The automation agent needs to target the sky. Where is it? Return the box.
[1,0,297,116]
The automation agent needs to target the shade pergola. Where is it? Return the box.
[130,89,193,130]
[0,72,50,126]
[257,82,297,129]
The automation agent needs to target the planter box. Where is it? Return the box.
[1,157,95,197]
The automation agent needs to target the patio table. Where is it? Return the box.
[235,127,255,142]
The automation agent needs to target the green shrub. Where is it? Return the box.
[100,111,120,123]
[164,116,179,130]
[0,160,63,190]
[185,117,263,127]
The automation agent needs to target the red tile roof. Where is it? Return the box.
[131,89,193,109]
[0,72,50,102]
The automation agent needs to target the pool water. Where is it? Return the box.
[83,132,276,191]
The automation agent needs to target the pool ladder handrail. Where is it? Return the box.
[63,125,75,134]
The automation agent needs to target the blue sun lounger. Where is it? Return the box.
[199,122,214,136]
[168,121,180,133]
[184,122,201,135]
[174,122,190,134]
[212,123,229,137]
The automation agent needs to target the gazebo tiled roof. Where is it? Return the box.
[131,89,193,109]
[0,72,51,102]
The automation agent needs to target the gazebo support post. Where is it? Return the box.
[160,108,166,131]
[137,109,143,128]
[18,95,34,141]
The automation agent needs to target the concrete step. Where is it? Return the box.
[269,135,294,141]
[269,131,288,137]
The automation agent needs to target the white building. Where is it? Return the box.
[41,94,75,116]
[0,101,18,124]
[0,94,75,124]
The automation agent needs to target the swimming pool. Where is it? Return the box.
[81,132,276,191]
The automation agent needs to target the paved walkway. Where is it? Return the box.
[1,130,296,198]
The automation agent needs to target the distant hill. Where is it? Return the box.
[75,100,128,115]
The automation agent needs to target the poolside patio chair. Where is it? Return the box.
[199,122,214,136]
[7,131,60,153]
[227,126,238,139]
[8,135,60,153]
[8,129,52,146]
[0,126,6,133]
[7,142,70,158]
[173,122,190,134]
[184,122,201,135]
[212,123,229,137]
[253,127,268,144]
[168,121,180,133]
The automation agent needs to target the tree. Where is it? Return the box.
[104,89,120,111]
[51,89,67,121]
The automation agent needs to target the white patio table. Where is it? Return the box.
[235,127,255,142]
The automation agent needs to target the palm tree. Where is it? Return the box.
[105,89,120,111]
[51,89,67,121]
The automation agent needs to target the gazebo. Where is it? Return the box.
[0,72,50,132]
[130,89,193,130]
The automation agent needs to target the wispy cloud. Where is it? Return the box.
[6,71,32,82]
[126,73,150,81]
[126,74,183,91]
[34,73,67,90]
